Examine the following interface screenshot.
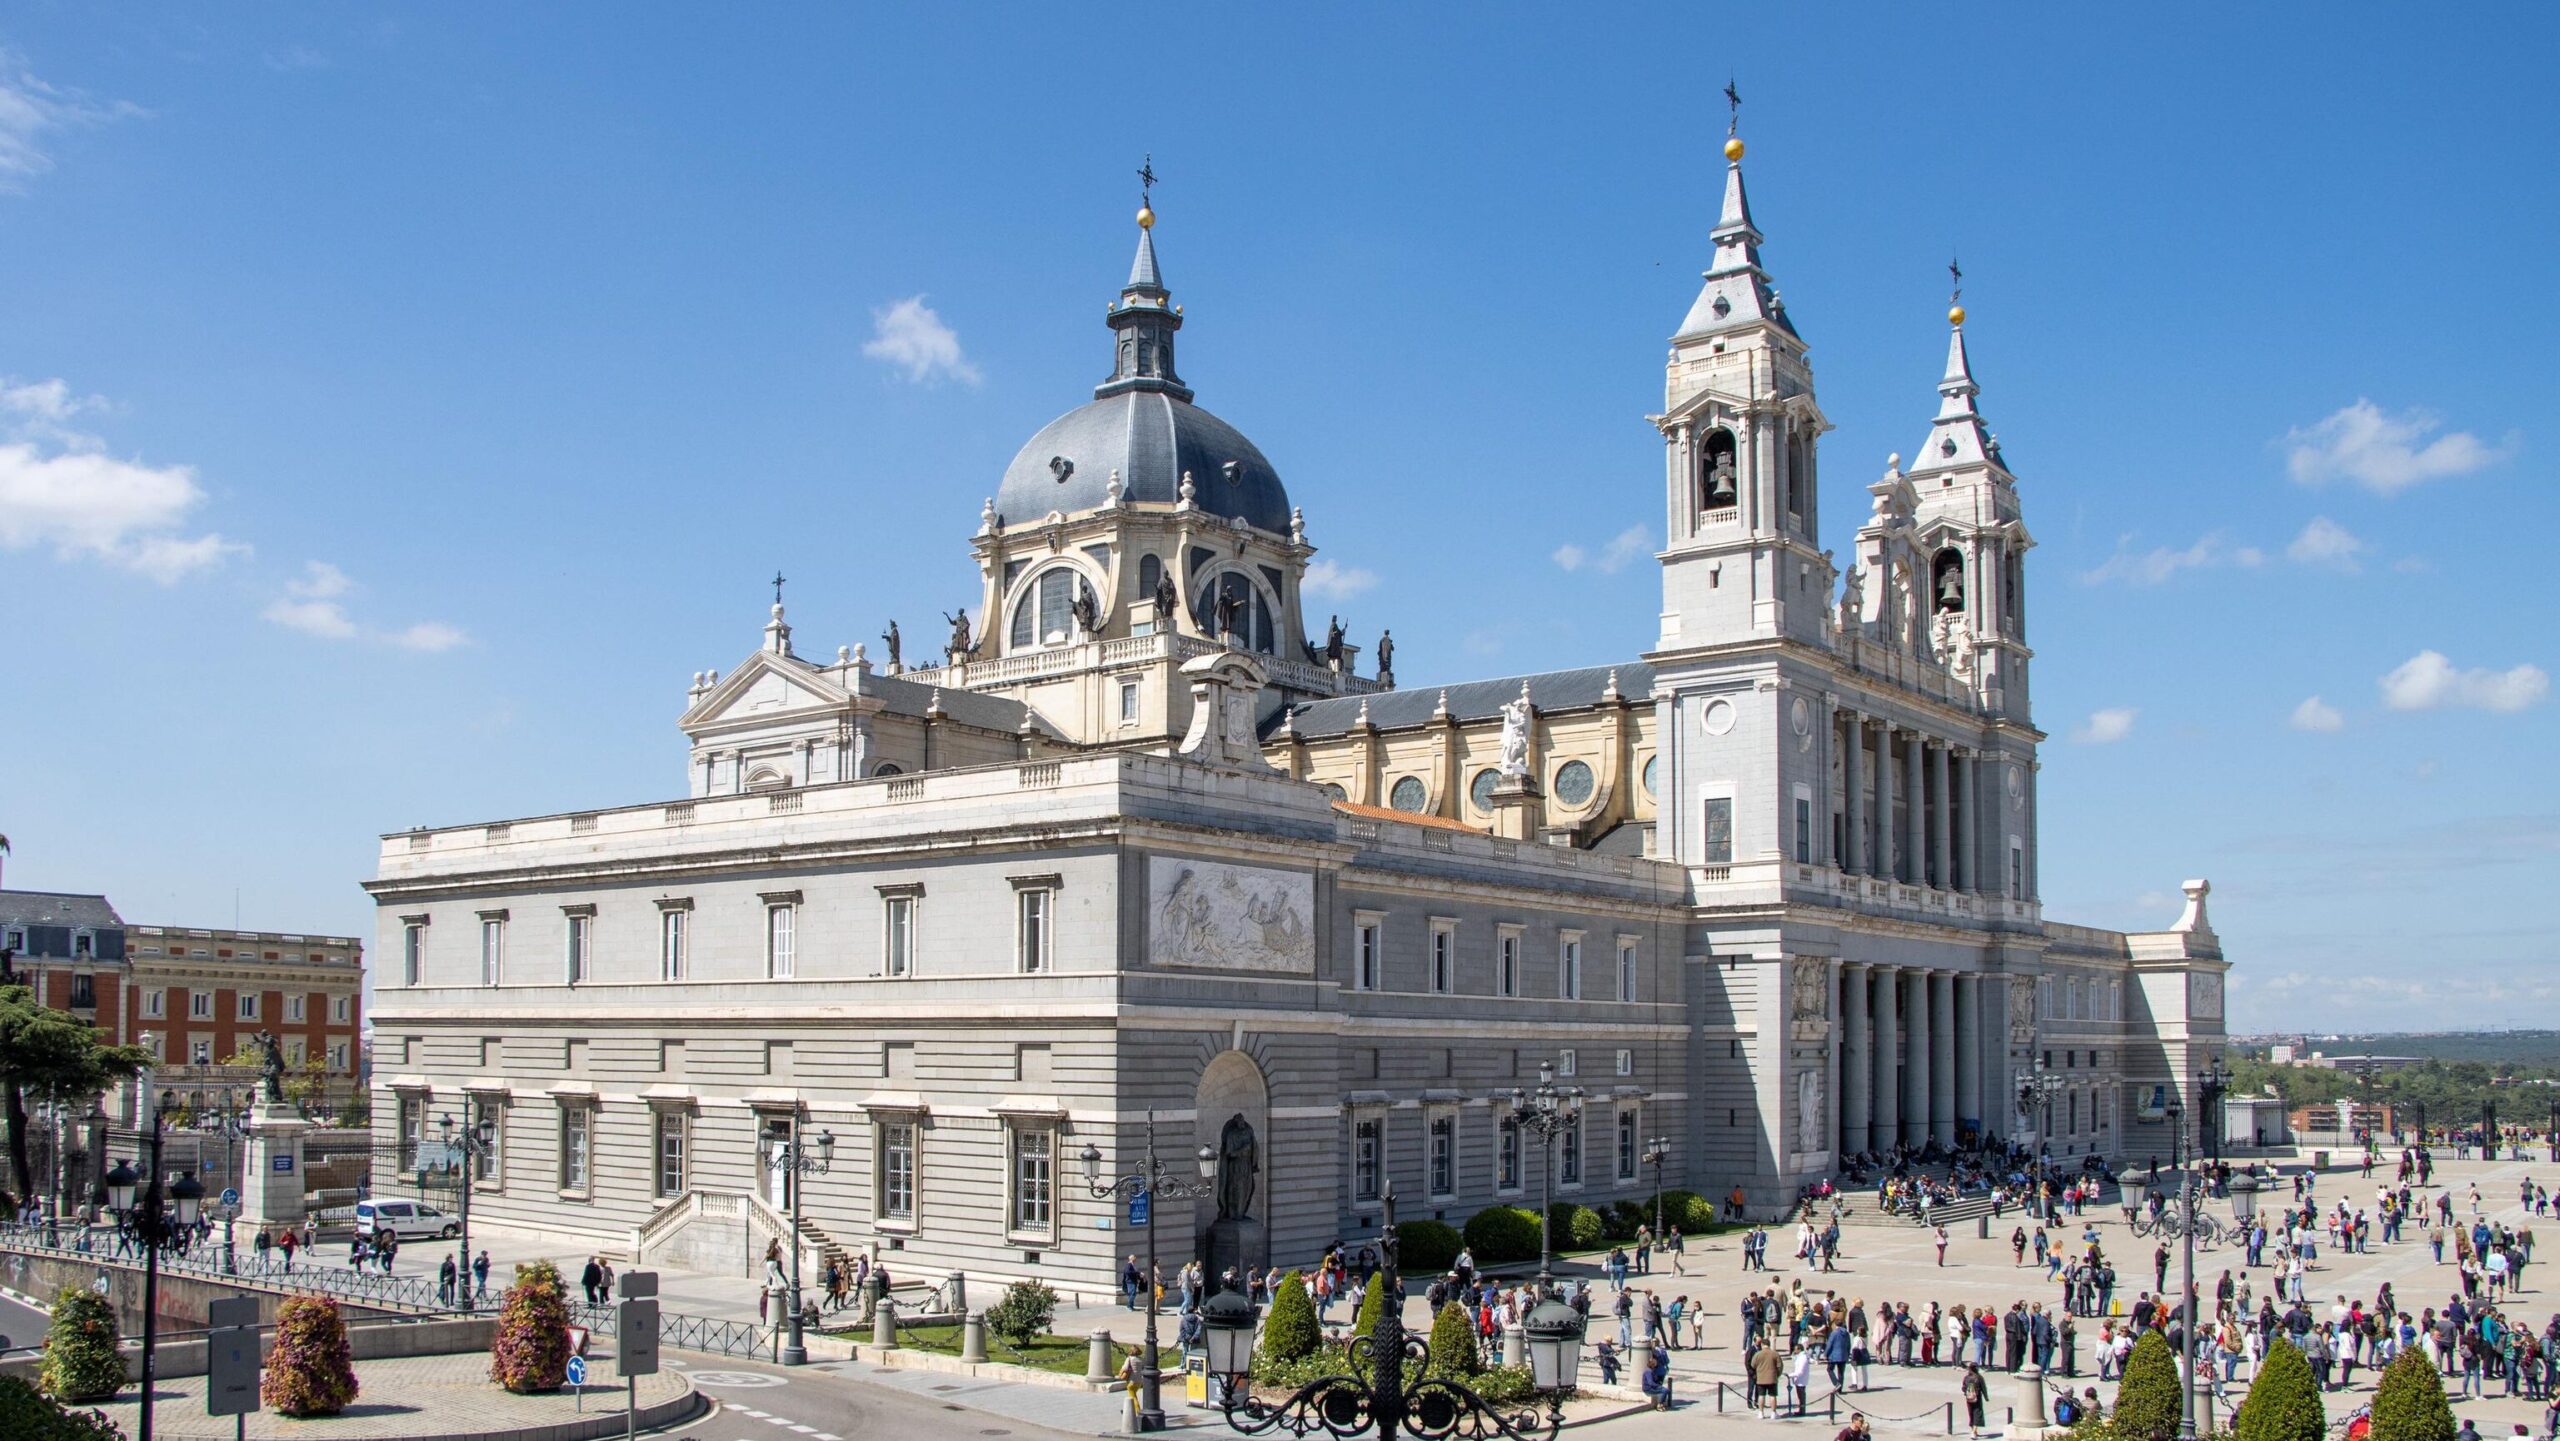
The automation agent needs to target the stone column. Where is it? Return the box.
[1826,960,1845,1160]
[1953,750,1976,892]
[1872,722,1894,880]
[1930,972,1957,1148]
[1843,712,1866,876]
[1903,731,1927,886]
[1901,969,1930,1147]
[1930,744,1953,889]
[1956,975,1983,1135]
[1870,966,1900,1147]
[1841,964,1872,1156]
[239,1101,310,1232]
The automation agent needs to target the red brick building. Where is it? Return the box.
[0,890,133,1044]
[125,923,365,1116]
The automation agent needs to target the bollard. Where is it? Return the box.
[1978,1215,1990,1240]
[1087,1328,1117,1384]
[960,1311,988,1364]
[1501,1324,1525,1368]
[873,1297,899,1351]
[2014,1362,2048,1437]
[861,1271,885,1323]
[947,1268,967,1318]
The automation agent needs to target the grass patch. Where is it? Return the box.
[873,1322,1102,1377]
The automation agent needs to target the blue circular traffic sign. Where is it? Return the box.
[566,1356,588,1386]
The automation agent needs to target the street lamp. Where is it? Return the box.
[1504,1061,1585,1294]
[2482,1102,2498,1160]
[2547,1100,2558,1165]
[198,1106,252,1274]
[106,1058,203,1441]
[1200,1186,1584,1440]
[1643,1136,1671,1247]
[434,1111,498,1311]
[764,1122,835,1365]
[2195,1059,2232,1188]
[2228,1174,2259,1231]
[1080,1110,1215,1432]
[2016,1060,2064,1221]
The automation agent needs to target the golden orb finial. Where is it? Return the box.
[1948,304,1967,327]
[1137,204,1155,230]
[1723,136,1745,162]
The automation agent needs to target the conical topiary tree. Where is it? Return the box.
[1427,1301,1482,1379]
[1259,1272,1318,1365]
[262,1296,358,1417]
[489,1260,573,1393]
[38,1287,125,1404]
[2112,1329,2182,1441]
[2370,1349,2456,1441]
[1353,1275,1389,1341]
[2233,1338,2326,1441]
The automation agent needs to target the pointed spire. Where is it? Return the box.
[1126,223,1165,295]
[1674,117,1797,341]
[1908,294,2002,476]
[1096,165,1193,402]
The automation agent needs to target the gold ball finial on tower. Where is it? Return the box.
[1948,304,1966,327]
[1137,204,1155,230]
[1723,136,1745,162]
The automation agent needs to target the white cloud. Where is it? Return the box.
[262,47,332,73]
[2285,516,2365,571]
[1552,525,1650,575]
[2285,399,2514,496]
[2073,707,2137,744]
[861,296,980,385]
[1550,543,1585,572]
[1300,558,1376,600]
[0,438,244,582]
[263,560,467,652]
[2080,531,2263,586]
[0,50,141,191]
[2378,650,2549,714]
[2289,696,2344,733]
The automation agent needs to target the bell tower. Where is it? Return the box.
[1903,292,2034,725]
[1653,113,1832,653]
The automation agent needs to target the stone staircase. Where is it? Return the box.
[632,1189,851,1287]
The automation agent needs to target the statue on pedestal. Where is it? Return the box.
[256,1030,287,1105]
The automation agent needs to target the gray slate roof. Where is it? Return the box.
[1269,661,1653,740]
[0,890,126,933]
[856,668,1037,735]
[997,390,1291,536]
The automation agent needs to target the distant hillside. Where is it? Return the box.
[2238,1032,2560,1069]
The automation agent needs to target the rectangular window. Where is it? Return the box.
[403,923,423,986]
[1794,796,1813,863]
[660,910,687,981]
[2010,844,2025,898]
[399,1096,425,1172]
[1702,797,1734,864]
[1558,934,1582,1000]
[1355,921,1382,991]
[469,1097,502,1182]
[1012,1129,1053,1232]
[1616,1048,1634,1077]
[1616,1109,1639,1181]
[237,992,261,1020]
[1352,1116,1382,1203]
[328,1042,348,1071]
[481,918,505,986]
[766,905,796,979]
[1498,1116,1521,1191]
[883,895,915,977]
[1017,889,1049,972]
[1118,679,1140,724]
[1560,1113,1583,1186]
[1498,931,1520,998]
[1616,942,1637,1002]
[1429,923,1454,995]
[287,1037,307,1065]
[69,973,94,1008]
[1428,1113,1456,1198]
[191,1038,213,1065]
[331,994,352,1023]
[1559,1048,1578,1079]
[143,989,166,1020]
[287,994,306,1022]
[565,915,590,985]
[879,1122,917,1221]
[190,991,213,1020]
[654,1111,687,1197]
[559,1106,591,1191]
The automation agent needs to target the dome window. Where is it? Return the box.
[1009,566,1098,651]
[1191,570,1274,655]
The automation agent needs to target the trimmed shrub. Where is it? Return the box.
[1678,1193,1726,1235]
[1353,1276,1389,1340]
[1547,1202,1607,1253]
[986,1280,1059,1350]
[2111,1329,2181,1441]
[0,1375,126,1441]
[39,1287,124,1404]
[262,1296,358,1417]
[2232,1338,2325,1441]
[2370,1350,2456,1441]
[1651,1189,1703,1230]
[1427,1301,1482,1378]
[489,1260,572,1393]
[1605,1200,1648,1241]
[1462,1205,1541,1265]
[1400,1220,1463,1274]
[1259,1272,1319,1365]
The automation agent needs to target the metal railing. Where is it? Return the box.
[2,1227,454,1315]
[575,1295,775,1361]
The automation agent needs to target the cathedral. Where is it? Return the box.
[366,129,2227,1294]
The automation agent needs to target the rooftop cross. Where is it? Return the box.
[1949,255,1964,305]
[1724,79,1741,136]
[771,570,787,607]
[1137,154,1157,205]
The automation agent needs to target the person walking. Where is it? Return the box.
[581,1256,604,1306]
[1962,1363,1989,1437]
[472,1248,492,1302]
[438,1253,459,1308]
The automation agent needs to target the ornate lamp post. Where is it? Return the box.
[1081,1110,1216,1432]
[1504,1061,1585,1293]
[1643,1135,1671,1244]
[198,1105,252,1274]
[764,1122,835,1365]
[2016,1060,2064,1220]
[2482,1102,2498,1159]
[434,1111,498,1311]
[2195,1059,2231,1186]
[105,1105,205,1441]
[2547,1100,2557,1165]
[1198,1186,1585,1439]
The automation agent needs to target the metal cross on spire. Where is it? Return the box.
[1137,154,1157,205]
[1724,79,1741,136]
[771,570,787,607]
[1949,255,1963,305]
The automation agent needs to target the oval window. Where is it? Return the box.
[1469,768,1501,814]
[1553,760,1595,807]
[1641,754,1658,799]
[1389,776,1428,813]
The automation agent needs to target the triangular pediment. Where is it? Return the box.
[681,650,853,730]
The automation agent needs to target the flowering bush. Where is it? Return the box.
[262,1296,358,1416]
[0,1374,128,1441]
[39,1287,125,1404]
[489,1260,574,1393]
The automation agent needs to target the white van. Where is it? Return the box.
[352,1199,459,1240]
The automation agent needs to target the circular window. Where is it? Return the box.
[1389,776,1428,813]
[1469,768,1501,814]
[1702,698,1737,735]
[1641,754,1658,799]
[1552,760,1595,808]
[1320,783,1348,802]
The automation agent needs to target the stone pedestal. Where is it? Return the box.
[1200,1216,1266,1289]
[1489,774,1541,842]
[2010,1361,2050,1440]
[237,1104,310,1232]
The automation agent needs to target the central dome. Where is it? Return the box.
[998,390,1290,534]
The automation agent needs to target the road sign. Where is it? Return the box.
[207,1297,260,1330]
[619,1269,658,1299]
[207,1299,262,1420]
[220,1187,240,1208]
[1127,1190,1151,1227]
[617,1297,660,1376]
[566,1355,589,1387]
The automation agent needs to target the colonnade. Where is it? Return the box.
[1836,965,2001,1156]
[1835,707,1986,893]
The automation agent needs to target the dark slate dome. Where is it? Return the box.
[998,391,1291,534]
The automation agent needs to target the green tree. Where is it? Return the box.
[1258,1272,1318,1364]
[986,1280,1059,1349]
[1353,1275,1388,1339]
[1426,1301,1482,1379]
[2111,1330,2182,1441]
[488,1261,573,1393]
[1461,1206,1541,1265]
[0,985,149,1203]
[2369,1350,2455,1441]
[38,1287,125,1404]
[1399,1220,1462,1273]
[0,1374,127,1441]
[2232,1339,2325,1441]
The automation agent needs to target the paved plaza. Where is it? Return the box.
[78,1351,695,1441]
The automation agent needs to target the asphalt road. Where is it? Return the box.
[657,1354,1095,1441]
[0,1285,49,1355]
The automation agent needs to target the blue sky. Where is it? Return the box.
[1,6,2552,1032]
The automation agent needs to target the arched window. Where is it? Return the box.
[1190,570,1275,654]
[1932,548,1966,613]
[1009,566,1097,651]
[1698,428,1740,513]
[1785,427,1811,521]
[871,763,903,778]
[744,767,787,791]
[1137,554,1163,610]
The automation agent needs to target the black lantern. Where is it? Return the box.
[1200,1288,1261,1380]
